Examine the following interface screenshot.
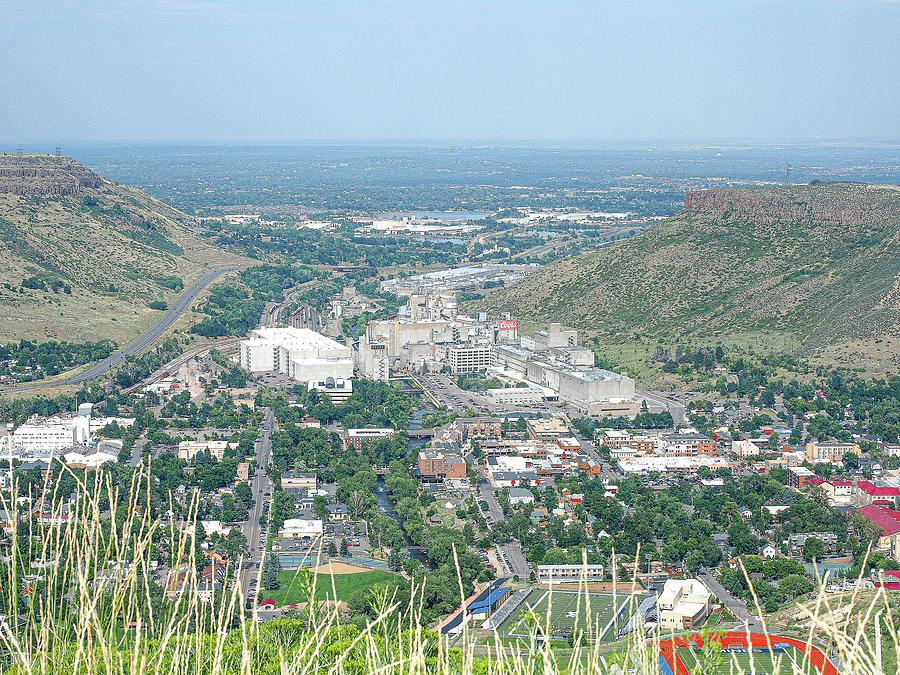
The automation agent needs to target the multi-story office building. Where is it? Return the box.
[448,343,492,373]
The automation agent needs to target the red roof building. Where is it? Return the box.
[874,570,900,590]
[855,481,900,507]
[855,504,900,544]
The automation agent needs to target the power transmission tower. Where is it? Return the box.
[784,163,792,185]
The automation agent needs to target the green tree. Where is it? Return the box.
[222,529,248,561]
[263,552,282,590]
[802,536,826,562]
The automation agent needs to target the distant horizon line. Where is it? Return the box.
[2,137,900,150]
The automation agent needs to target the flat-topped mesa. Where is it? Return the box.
[682,183,898,228]
[0,153,103,197]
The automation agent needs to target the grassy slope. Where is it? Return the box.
[0,159,250,343]
[473,183,900,373]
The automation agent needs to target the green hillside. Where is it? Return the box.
[0,153,249,343]
[474,182,900,370]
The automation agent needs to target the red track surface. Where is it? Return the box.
[659,632,838,675]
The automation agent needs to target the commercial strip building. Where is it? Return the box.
[600,427,727,475]
[278,518,324,539]
[239,327,353,382]
[483,450,601,486]
[617,455,733,476]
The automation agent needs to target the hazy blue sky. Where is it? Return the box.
[1,0,898,142]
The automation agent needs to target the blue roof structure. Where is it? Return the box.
[467,587,510,613]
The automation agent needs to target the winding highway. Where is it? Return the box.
[1,267,240,395]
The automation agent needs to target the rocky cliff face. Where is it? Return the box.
[682,183,897,228]
[0,154,103,196]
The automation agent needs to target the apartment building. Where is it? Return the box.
[805,441,862,464]
[665,432,716,456]
[787,466,816,489]
[626,435,657,453]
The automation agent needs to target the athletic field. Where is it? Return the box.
[500,588,643,643]
[676,645,819,675]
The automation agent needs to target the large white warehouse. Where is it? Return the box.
[239,327,353,382]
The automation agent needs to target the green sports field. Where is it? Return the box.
[676,646,819,675]
[500,588,643,643]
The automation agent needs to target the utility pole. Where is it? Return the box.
[875,607,884,671]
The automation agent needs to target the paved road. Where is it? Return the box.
[501,541,530,580]
[479,485,505,524]
[698,569,762,630]
[567,422,622,481]
[239,407,275,601]
[128,439,148,468]
[1,267,240,396]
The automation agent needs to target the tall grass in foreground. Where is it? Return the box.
[0,467,893,674]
